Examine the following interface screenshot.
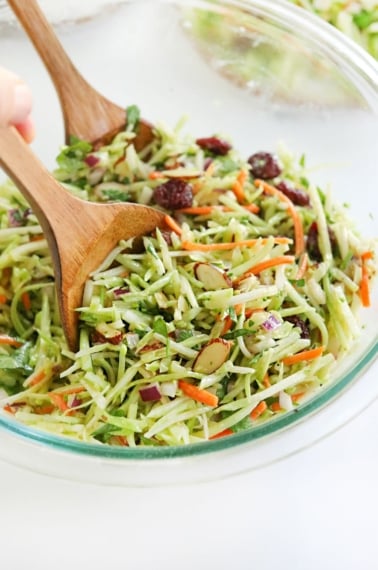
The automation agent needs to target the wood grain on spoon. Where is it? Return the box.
[0,127,166,350]
[7,0,155,150]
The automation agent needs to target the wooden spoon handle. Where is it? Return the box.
[7,0,126,144]
[0,126,76,236]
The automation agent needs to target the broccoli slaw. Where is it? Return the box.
[291,1,378,59]
[0,110,375,447]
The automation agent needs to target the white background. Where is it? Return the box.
[1,5,378,568]
[1,402,378,570]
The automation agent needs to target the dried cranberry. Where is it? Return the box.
[153,178,193,210]
[248,152,282,179]
[275,180,310,207]
[196,137,232,156]
[285,316,310,339]
[307,222,322,262]
[161,230,173,245]
[307,221,338,262]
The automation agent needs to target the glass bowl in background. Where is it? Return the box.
[0,0,377,486]
[0,0,126,27]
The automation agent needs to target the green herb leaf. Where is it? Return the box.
[56,137,92,172]
[218,157,239,175]
[175,330,193,342]
[353,9,377,30]
[223,328,253,340]
[153,317,168,339]
[101,189,130,202]
[126,105,141,131]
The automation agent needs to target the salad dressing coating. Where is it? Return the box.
[0,110,375,446]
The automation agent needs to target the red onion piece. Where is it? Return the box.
[8,209,24,227]
[113,287,129,297]
[261,314,281,331]
[139,383,162,402]
[84,154,100,167]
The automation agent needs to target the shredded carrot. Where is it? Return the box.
[237,170,248,187]
[234,306,265,318]
[21,291,31,311]
[50,386,86,395]
[177,204,259,215]
[270,401,282,412]
[112,435,129,446]
[255,179,305,256]
[231,171,247,204]
[192,182,202,195]
[26,369,47,387]
[234,255,295,284]
[3,404,16,415]
[232,181,245,203]
[359,256,371,307]
[221,315,234,336]
[231,170,248,204]
[34,404,55,415]
[291,391,305,403]
[296,252,308,280]
[243,204,260,214]
[250,400,267,420]
[148,171,165,180]
[244,308,264,319]
[282,346,325,366]
[233,304,243,315]
[178,379,219,407]
[49,393,69,412]
[262,372,271,388]
[0,294,7,304]
[361,251,373,261]
[29,234,44,242]
[164,214,182,236]
[182,237,291,252]
[0,334,23,348]
[210,428,234,440]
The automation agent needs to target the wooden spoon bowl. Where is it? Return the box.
[0,127,166,350]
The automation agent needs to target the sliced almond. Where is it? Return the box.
[194,262,232,291]
[95,322,123,345]
[161,167,201,179]
[193,338,232,374]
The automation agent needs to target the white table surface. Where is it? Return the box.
[1,10,378,570]
[1,400,378,570]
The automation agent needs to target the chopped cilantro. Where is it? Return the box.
[223,328,253,340]
[126,105,141,131]
[153,316,168,339]
[101,189,130,202]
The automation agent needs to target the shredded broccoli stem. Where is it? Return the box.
[0,113,375,446]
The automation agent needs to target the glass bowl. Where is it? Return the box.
[0,0,377,486]
[0,0,126,28]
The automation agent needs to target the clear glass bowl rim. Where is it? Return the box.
[0,0,377,462]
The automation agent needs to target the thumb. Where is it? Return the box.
[0,67,34,141]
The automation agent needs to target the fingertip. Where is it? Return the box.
[11,83,33,124]
[15,116,35,143]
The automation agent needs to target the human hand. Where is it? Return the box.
[0,67,34,142]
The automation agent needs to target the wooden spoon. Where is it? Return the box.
[7,0,155,150]
[0,127,166,350]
